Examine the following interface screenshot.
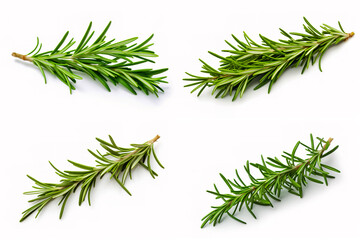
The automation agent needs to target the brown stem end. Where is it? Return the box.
[12,52,32,62]
[321,137,334,152]
[148,135,160,144]
[345,32,354,40]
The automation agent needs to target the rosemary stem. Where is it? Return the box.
[12,52,32,61]
[114,135,160,163]
[34,136,159,196]
[227,137,333,212]
[346,32,355,40]
[148,135,160,144]
[202,135,339,227]
[21,135,163,221]
[186,18,353,101]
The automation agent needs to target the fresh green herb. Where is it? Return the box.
[184,18,354,101]
[202,135,339,227]
[20,135,163,222]
[12,22,168,95]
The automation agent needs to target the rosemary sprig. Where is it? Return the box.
[20,135,163,222]
[201,135,339,228]
[12,22,168,95]
[184,18,354,101]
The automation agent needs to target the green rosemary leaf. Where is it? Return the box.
[52,31,69,54]
[201,135,339,228]
[67,160,94,171]
[321,164,341,173]
[20,135,162,221]
[305,175,323,184]
[338,21,346,33]
[27,37,40,55]
[75,22,93,53]
[12,22,167,95]
[185,18,354,100]
[32,60,47,84]
[93,21,112,44]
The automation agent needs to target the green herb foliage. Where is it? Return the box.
[201,135,339,227]
[12,22,168,95]
[20,135,163,222]
[184,18,354,101]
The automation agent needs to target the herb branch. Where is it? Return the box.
[184,18,354,101]
[13,22,168,95]
[201,134,339,227]
[20,135,163,222]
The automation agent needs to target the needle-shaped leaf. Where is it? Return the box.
[52,31,69,54]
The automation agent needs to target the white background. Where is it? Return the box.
[0,0,359,239]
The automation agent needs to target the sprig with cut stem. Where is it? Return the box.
[20,135,163,222]
[201,134,339,228]
[12,22,168,95]
[184,17,354,101]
